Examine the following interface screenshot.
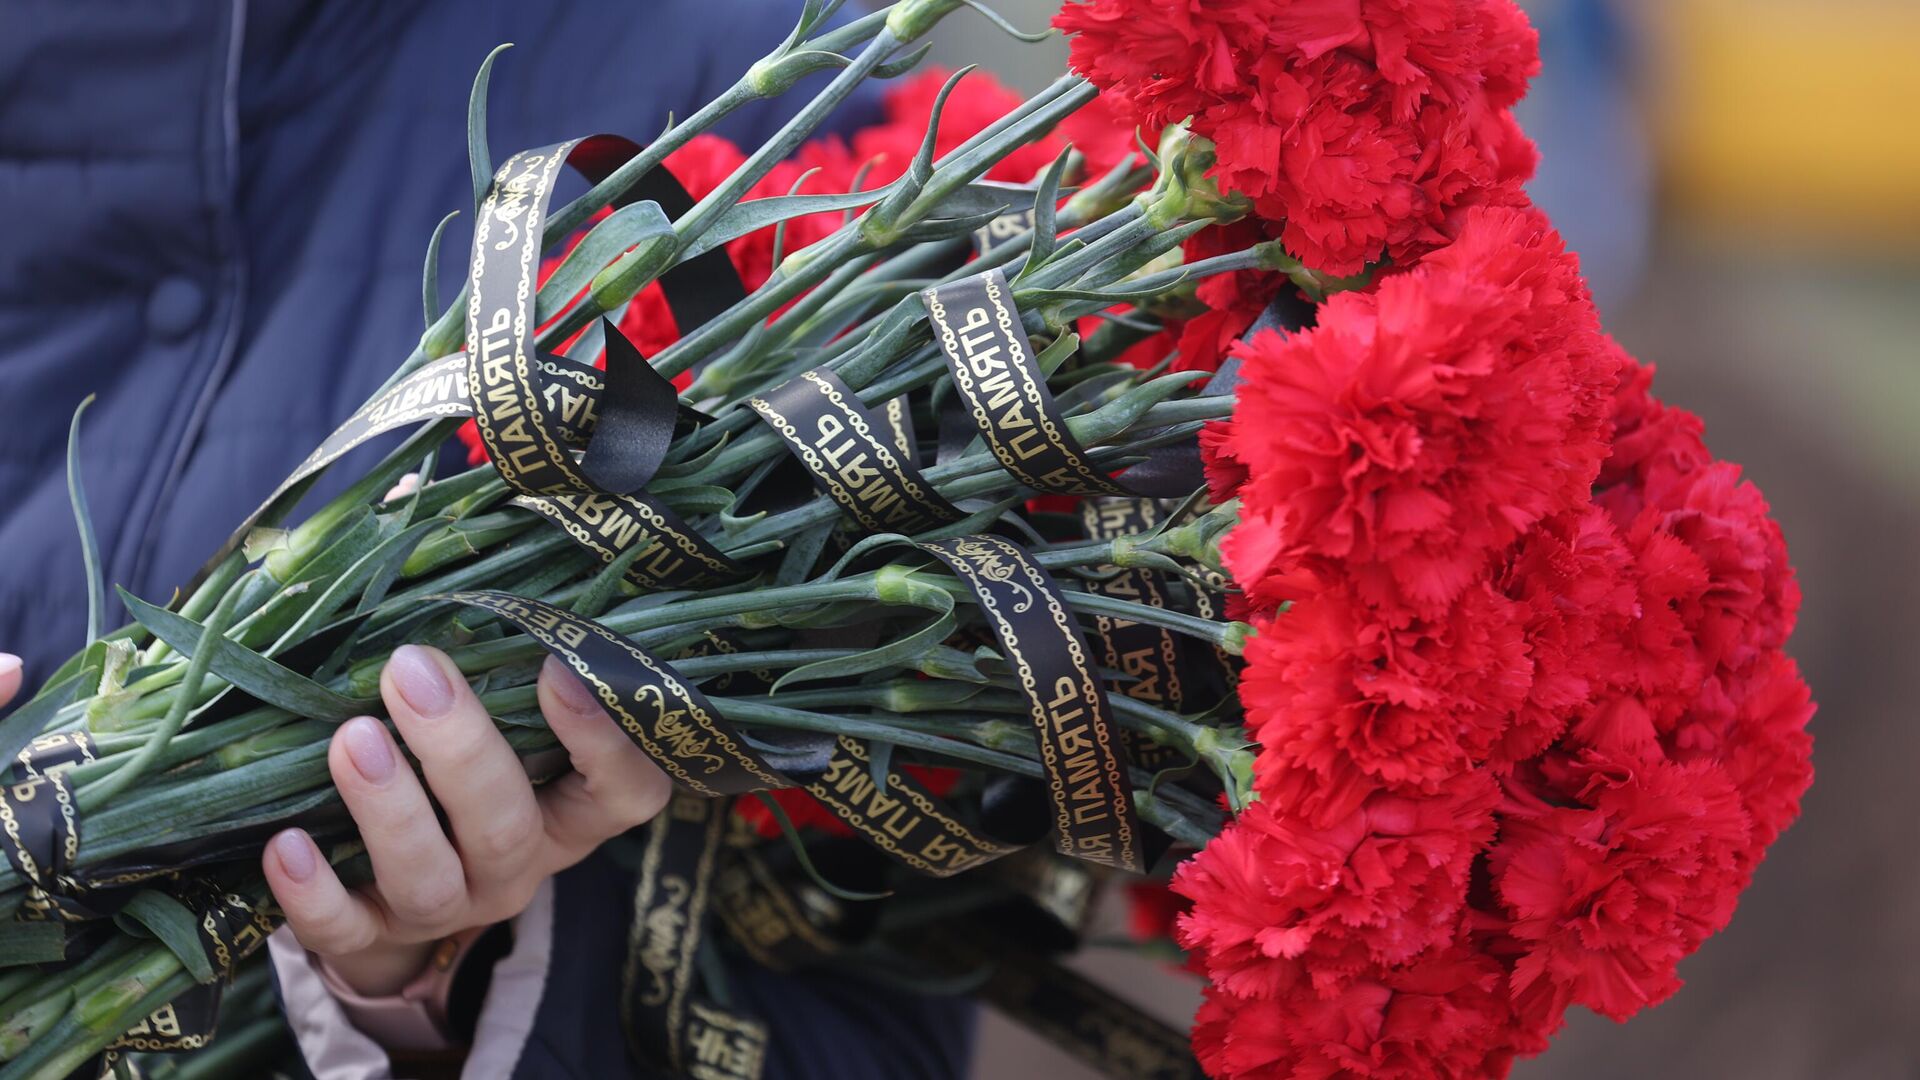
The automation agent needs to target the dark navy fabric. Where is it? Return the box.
[3,2,973,1076]
[0,0,882,683]
[521,852,974,1080]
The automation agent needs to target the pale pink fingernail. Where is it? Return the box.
[0,653,20,676]
[542,655,600,714]
[389,645,454,717]
[274,830,317,883]
[342,717,396,783]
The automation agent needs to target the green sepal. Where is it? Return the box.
[535,201,674,324]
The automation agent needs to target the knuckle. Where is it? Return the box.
[295,905,374,956]
[470,809,541,863]
[386,873,466,923]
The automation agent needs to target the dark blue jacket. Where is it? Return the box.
[1,2,969,1076]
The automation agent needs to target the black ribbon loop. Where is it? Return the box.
[922,269,1130,498]
[2,732,106,922]
[748,369,963,536]
[798,736,1021,878]
[623,795,770,1080]
[190,134,745,589]
[918,535,1147,873]
[433,592,785,797]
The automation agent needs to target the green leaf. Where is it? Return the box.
[870,41,933,80]
[65,395,103,645]
[116,891,214,984]
[118,588,373,721]
[468,43,513,212]
[1019,147,1074,278]
[0,921,69,967]
[355,517,445,618]
[866,738,895,792]
[270,518,444,654]
[680,188,888,263]
[421,210,460,331]
[534,201,675,324]
[570,540,647,619]
[956,0,1055,42]
[1034,331,1079,377]
[772,607,955,690]
[0,667,86,769]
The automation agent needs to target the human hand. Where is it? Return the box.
[262,644,671,995]
[0,652,20,708]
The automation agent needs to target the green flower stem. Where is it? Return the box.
[711,698,1215,846]
[83,579,248,808]
[0,945,194,1080]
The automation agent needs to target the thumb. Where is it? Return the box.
[0,654,22,710]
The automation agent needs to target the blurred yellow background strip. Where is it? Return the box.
[1652,0,1920,243]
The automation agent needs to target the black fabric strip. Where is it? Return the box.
[1079,498,1195,772]
[189,134,744,587]
[622,795,770,1080]
[918,535,1146,873]
[799,736,1021,878]
[432,592,785,797]
[579,319,684,494]
[0,732,113,922]
[509,489,747,590]
[923,269,1128,498]
[748,368,963,535]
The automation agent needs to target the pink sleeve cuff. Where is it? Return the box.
[311,927,488,1052]
[269,877,556,1079]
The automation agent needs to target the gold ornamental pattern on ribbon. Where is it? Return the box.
[510,490,746,591]
[0,731,96,921]
[1079,497,1191,772]
[747,368,962,535]
[623,795,771,1080]
[432,592,785,797]
[918,535,1145,873]
[710,849,846,972]
[922,268,1128,497]
[466,140,594,495]
[802,736,1021,878]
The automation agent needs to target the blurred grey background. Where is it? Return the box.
[932,0,1920,1076]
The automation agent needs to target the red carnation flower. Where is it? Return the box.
[1666,651,1814,868]
[1056,0,1541,275]
[1490,749,1751,1025]
[1189,945,1520,1080]
[1221,206,1617,617]
[1493,506,1639,764]
[1173,770,1497,1000]
[1240,583,1531,823]
[1199,421,1249,504]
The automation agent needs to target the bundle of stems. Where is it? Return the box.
[0,0,1272,1073]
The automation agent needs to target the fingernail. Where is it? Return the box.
[274,830,317,883]
[0,653,20,676]
[543,655,600,714]
[342,717,396,783]
[389,645,454,717]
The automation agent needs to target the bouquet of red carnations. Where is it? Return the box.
[0,1,1812,1078]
